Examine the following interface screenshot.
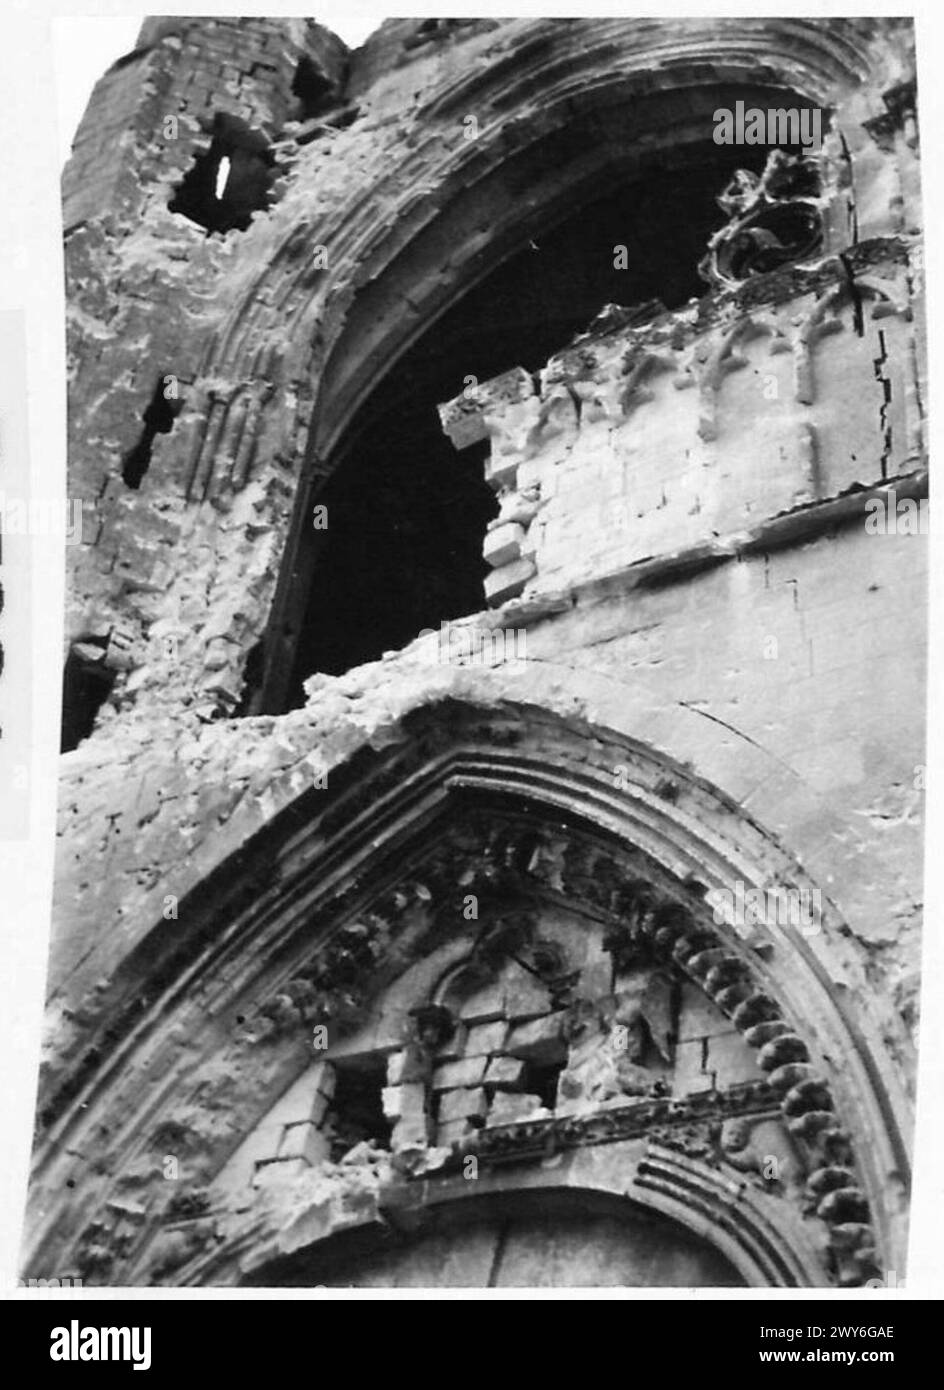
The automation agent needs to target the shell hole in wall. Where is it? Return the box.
[168,113,278,234]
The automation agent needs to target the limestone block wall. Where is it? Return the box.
[213,911,768,1192]
[443,248,923,604]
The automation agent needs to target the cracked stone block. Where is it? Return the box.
[700,1029,763,1088]
[673,1039,714,1097]
[506,1013,567,1063]
[437,405,490,451]
[278,1120,329,1165]
[438,366,534,450]
[226,1121,285,1177]
[382,1083,427,1123]
[487,1091,547,1124]
[432,1055,488,1090]
[674,1029,758,1095]
[464,1020,508,1055]
[484,557,536,607]
[484,521,526,569]
[483,1056,525,1090]
[437,391,488,451]
[437,1086,488,1123]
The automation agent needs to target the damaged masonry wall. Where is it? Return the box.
[62,16,919,716]
[28,16,926,1286]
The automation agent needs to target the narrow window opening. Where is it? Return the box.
[324,1058,392,1160]
[521,1057,566,1111]
[121,374,182,490]
[214,154,232,202]
[168,113,277,234]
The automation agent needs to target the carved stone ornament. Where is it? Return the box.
[700,151,825,291]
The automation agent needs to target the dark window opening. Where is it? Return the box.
[121,374,182,489]
[521,1058,566,1111]
[325,1058,392,1160]
[255,134,784,713]
[168,113,277,234]
[62,644,115,752]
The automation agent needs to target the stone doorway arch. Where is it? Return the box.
[241,1187,749,1288]
[25,693,910,1287]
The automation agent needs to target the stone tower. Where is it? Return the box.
[26,16,924,1287]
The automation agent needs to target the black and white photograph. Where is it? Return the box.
[1,0,942,1342]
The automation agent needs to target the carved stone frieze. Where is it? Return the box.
[236,806,880,1284]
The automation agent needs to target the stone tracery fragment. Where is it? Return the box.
[699,150,825,290]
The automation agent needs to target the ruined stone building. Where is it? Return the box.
[23,16,925,1286]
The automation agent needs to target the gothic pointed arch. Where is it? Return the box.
[25,692,910,1288]
[191,17,881,712]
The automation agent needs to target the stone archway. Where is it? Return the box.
[174,774,878,1288]
[60,17,908,731]
[25,695,909,1287]
[213,18,875,712]
[242,1188,748,1289]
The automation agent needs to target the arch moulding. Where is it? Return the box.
[28,669,911,1287]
